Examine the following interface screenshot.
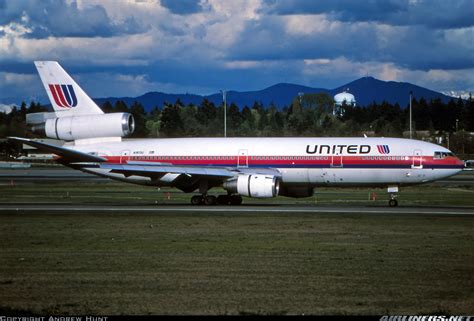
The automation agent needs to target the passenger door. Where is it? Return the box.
[331,154,343,168]
[237,149,248,168]
[120,150,130,164]
[412,149,423,168]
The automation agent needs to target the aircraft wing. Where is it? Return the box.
[8,137,107,163]
[99,163,235,180]
[96,163,281,193]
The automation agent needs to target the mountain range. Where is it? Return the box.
[95,76,455,111]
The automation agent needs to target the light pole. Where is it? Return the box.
[221,90,227,138]
[409,91,413,139]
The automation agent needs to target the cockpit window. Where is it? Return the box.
[434,151,455,159]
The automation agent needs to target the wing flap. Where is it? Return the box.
[100,163,235,179]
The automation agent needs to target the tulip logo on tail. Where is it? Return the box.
[48,84,77,108]
[377,145,390,154]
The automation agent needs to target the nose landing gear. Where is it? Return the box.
[389,198,398,207]
[387,186,399,207]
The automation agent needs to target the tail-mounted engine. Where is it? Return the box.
[27,112,135,141]
[223,174,280,198]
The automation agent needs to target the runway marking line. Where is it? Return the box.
[0,205,473,216]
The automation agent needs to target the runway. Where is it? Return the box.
[1,203,473,216]
[1,167,473,215]
[0,167,105,182]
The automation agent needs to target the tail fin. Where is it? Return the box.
[34,61,103,116]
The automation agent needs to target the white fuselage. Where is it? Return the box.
[68,137,464,189]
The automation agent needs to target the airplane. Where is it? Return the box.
[9,61,465,207]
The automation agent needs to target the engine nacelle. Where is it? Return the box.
[38,113,135,141]
[223,174,280,198]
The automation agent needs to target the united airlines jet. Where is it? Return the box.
[9,61,464,206]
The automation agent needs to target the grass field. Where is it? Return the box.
[0,178,473,315]
[1,178,474,207]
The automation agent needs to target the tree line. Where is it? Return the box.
[1,93,474,157]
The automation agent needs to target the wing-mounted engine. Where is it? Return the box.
[223,174,280,198]
[27,112,135,141]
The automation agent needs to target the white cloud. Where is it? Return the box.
[224,60,262,69]
[223,59,282,70]
[0,0,472,102]
[75,72,215,97]
[0,72,44,104]
[443,91,471,100]
[81,0,167,25]
[0,72,36,85]
[303,58,331,65]
[0,20,32,37]
[0,104,15,114]
[0,32,156,66]
[205,0,262,19]
[283,14,337,35]
[302,57,474,95]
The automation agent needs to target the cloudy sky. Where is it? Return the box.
[0,0,473,105]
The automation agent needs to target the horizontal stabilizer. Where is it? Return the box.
[8,137,106,163]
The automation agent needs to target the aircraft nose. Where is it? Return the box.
[456,157,465,168]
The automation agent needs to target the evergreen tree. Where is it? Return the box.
[227,103,242,136]
[130,101,148,137]
[114,100,129,113]
[159,103,183,137]
[466,93,474,131]
[101,101,114,113]
[196,99,217,127]
[179,104,200,136]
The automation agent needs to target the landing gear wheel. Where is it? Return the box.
[217,195,230,205]
[230,195,243,205]
[191,195,203,205]
[204,195,217,205]
[387,186,399,208]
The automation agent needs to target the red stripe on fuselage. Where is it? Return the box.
[102,155,463,168]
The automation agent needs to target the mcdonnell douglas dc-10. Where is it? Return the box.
[9,61,464,206]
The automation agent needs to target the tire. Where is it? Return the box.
[389,199,398,207]
[204,195,217,205]
[230,195,243,205]
[216,195,230,205]
[191,195,203,205]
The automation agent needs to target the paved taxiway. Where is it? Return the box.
[1,167,473,216]
[1,203,473,216]
[1,167,474,185]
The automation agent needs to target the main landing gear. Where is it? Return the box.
[190,194,243,205]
